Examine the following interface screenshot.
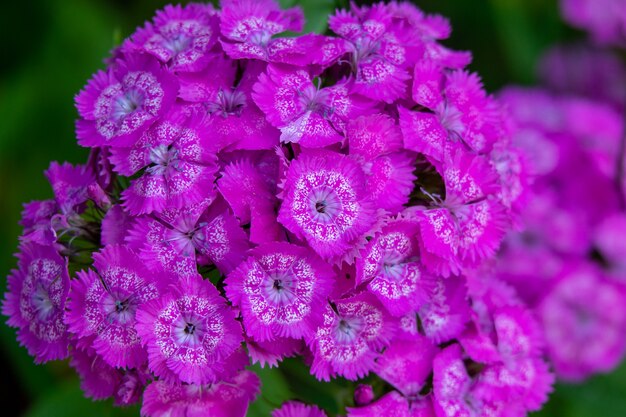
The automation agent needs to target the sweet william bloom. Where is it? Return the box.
[136,273,246,384]
[219,0,320,65]
[347,114,416,214]
[3,242,70,363]
[226,242,335,342]
[65,245,165,368]
[328,2,415,103]
[253,65,370,147]
[347,391,435,417]
[561,0,626,46]
[75,53,178,148]
[124,3,220,72]
[128,198,250,276]
[246,335,302,367]
[45,161,95,215]
[356,216,434,316]
[538,264,626,381]
[70,345,148,405]
[309,292,395,381]
[278,150,376,263]
[273,401,328,417]
[110,111,219,215]
[141,369,260,417]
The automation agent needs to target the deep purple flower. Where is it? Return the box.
[3,242,70,363]
[66,245,165,368]
[136,273,246,384]
[226,242,334,341]
[273,401,328,417]
[75,53,178,148]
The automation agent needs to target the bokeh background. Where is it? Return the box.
[0,0,624,415]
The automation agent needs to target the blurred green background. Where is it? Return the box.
[1,0,625,415]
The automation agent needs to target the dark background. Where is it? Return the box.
[1,0,624,415]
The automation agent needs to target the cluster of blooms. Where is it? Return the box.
[497,86,626,381]
[560,0,626,46]
[3,1,552,416]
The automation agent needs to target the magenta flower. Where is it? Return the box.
[3,242,70,363]
[356,216,433,316]
[110,112,219,215]
[219,0,319,65]
[273,401,328,417]
[246,336,302,368]
[128,198,250,276]
[417,276,470,344]
[141,370,260,417]
[328,2,415,103]
[70,345,148,405]
[136,273,245,384]
[253,65,369,147]
[278,150,376,263]
[226,242,334,342]
[45,161,95,215]
[561,0,626,45]
[124,3,220,72]
[538,264,626,381]
[75,53,178,147]
[309,292,395,381]
[65,245,165,368]
[347,391,434,417]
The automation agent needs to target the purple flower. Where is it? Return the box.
[3,242,70,362]
[136,273,245,384]
[278,150,376,263]
[65,245,165,368]
[328,2,415,103]
[110,111,219,215]
[70,345,148,405]
[125,3,220,72]
[141,369,260,417]
[356,216,434,316]
[219,0,319,65]
[45,161,95,215]
[309,292,395,381]
[561,0,626,46]
[75,53,178,148]
[253,65,370,147]
[347,391,435,417]
[272,401,328,417]
[226,242,334,341]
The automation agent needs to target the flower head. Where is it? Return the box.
[136,273,245,384]
[226,242,334,341]
[273,401,328,417]
[65,245,165,368]
[3,242,70,363]
[278,150,375,263]
[75,53,178,147]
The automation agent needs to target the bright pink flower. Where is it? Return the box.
[253,65,369,147]
[45,162,95,215]
[219,0,319,65]
[417,276,470,344]
[226,242,334,341]
[356,216,433,316]
[347,391,435,417]
[141,370,260,417]
[278,150,376,263]
[561,0,626,45]
[136,273,245,384]
[272,401,328,417]
[66,245,165,368]
[309,292,395,381]
[246,336,302,368]
[2,242,70,363]
[75,53,178,147]
[111,112,219,215]
[125,3,220,72]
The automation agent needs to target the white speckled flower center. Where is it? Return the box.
[148,144,180,175]
[174,316,206,347]
[309,186,341,222]
[163,33,192,55]
[102,292,138,325]
[263,271,297,306]
[334,316,364,344]
[31,283,55,321]
[112,89,145,121]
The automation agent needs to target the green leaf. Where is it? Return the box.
[24,378,139,417]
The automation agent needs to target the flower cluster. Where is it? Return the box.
[496,87,626,381]
[3,1,551,416]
